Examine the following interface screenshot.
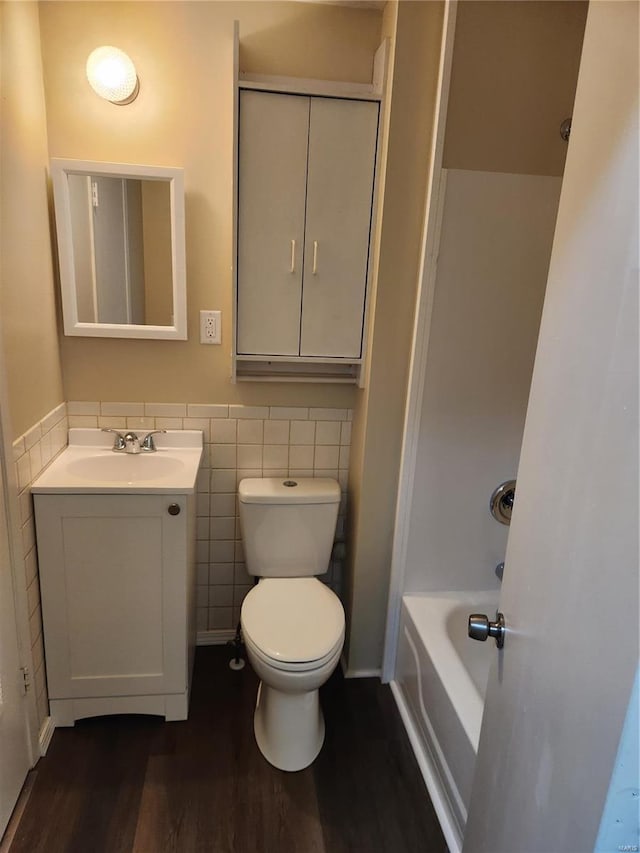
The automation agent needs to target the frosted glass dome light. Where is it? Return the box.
[86,46,139,105]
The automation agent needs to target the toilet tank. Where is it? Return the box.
[238,478,340,577]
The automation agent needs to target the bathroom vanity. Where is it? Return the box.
[31,429,202,726]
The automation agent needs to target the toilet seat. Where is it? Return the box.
[243,631,343,674]
[241,577,345,668]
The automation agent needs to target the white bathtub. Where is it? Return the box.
[393,591,498,852]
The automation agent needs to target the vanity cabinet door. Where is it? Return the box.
[236,90,309,356]
[300,97,379,358]
[34,494,188,702]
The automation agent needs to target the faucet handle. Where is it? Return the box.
[101,428,126,451]
[141,430,167,452]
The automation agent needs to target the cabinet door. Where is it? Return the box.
[300,98,379,358]
[237,91,309,355]
[35,494,188,700]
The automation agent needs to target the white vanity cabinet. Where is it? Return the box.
[235,89,380,380]
[34,492,196,726]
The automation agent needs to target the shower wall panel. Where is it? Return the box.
[404,168,562,593]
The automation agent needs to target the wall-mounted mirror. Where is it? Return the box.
[51,159,187,339]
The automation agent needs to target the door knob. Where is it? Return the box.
[468,612,505,648]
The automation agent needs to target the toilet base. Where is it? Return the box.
[253,681,325,772]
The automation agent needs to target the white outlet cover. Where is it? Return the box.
[200,310,221,344]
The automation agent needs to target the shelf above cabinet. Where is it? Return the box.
[235,358,361,384]
[238,72,381,101]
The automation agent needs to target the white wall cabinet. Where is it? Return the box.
[235,89,380,381]
[34,493,196,726]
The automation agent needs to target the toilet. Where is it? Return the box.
[238,477,345,772]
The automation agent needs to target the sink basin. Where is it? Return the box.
[31,429,203,494]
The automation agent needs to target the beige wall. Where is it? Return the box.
[0,1,64,438]
[38,0,382,405]
[444,0,587,177]
[345,0,445,672]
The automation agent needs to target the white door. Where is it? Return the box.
[463,3,639,852]
[123,178,145,325]
[0,453,31,835]
[300,97,378,358]
[92,176,130,324]
[236,91,309,356]
[67,174,98,322]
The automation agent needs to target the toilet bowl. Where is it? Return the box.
[241,576,345,772]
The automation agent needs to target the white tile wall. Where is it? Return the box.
[67,402,352,634]
[12,402,68,728]
[12,400,351,728]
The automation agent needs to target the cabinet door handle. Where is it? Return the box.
[312,240,318,275]
[290,239,296,274]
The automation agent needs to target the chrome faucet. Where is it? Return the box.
[124,432,142,454]
[101,428,167,454]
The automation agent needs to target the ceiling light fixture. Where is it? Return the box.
[86,46,139,105]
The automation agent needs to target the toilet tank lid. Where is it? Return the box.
[238,477,340,505]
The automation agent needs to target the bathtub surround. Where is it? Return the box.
[66,402,352,639]
[11,403,69,734]
[402,168,563,594]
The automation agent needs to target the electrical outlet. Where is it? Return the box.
[200,310,221,344]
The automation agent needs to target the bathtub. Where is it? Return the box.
[392,591,498,852]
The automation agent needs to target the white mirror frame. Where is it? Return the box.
[51,158,187,340]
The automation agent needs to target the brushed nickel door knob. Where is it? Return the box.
[468,612,505,649]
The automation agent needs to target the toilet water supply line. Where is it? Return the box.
[227,577,258,671]
[228,622,245,671]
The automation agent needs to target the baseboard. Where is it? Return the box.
[390,680,462,853]
[197,629,237,646]
[340,653,381,679]
[38,716,55,756]
[344,668,382,679]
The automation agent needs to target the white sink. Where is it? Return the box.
[31,429,203,494]
[65,453,186,483]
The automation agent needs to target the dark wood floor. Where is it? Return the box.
[8,647,447,853]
